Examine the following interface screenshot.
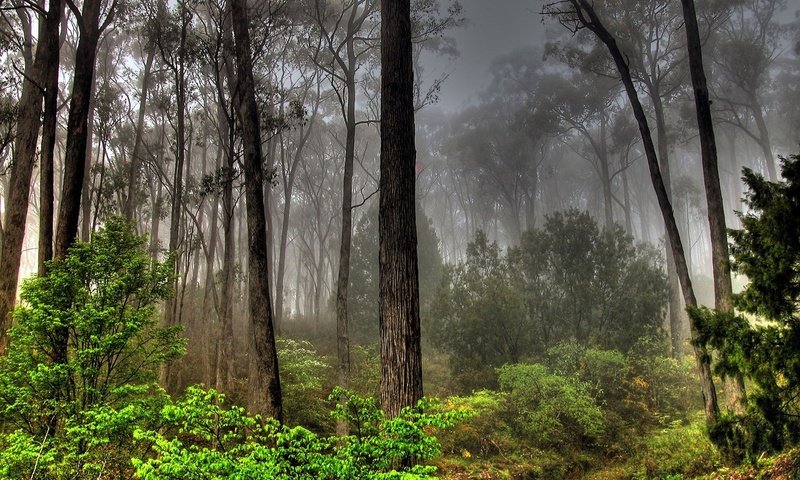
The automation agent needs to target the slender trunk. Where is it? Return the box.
[379,0,422,419]
[652,93,685,358]
[0,0,63,351]
[572,0,719,426]
[124,49,155,219]
[203,147,222,386]
[679,0,747,414]
[80,82,96,243]
[216,118,235,392]
[38,0,64,276]
[750,96,777,182]
[599,115,613,228]
[621,156,633,235]
[231,0,282,421]
[166,13,189,330]
[335,41,357,430]
[149,181,163,260]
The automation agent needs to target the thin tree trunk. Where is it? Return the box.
[38,0,64,276]
[651,93,686,359]
[379,0,422,419]
[124,49,155,220]
[570,0,719,426]
[334,58,357,434]
[230,0,282,421]
[679,0,747,414]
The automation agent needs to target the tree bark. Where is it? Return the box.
[334,13,358,424]
[679,0,747,414]
[38,0,65,276]
[0,0,63,352]
[379,0,422,419]
[230,0,283,421]
[54,0,105,260]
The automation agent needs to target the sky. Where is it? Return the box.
[422,0,548,112]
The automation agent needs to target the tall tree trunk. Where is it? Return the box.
[55,0,105,260]
[165,6,190,331]
[203,148,222,386]
[652,93,686,359]
[750,95,777,182]
[230,0,282,421]
[379,0,422,419]
[124,49,155,220]
[334,55,357,430]
[0,0,63,352]
[570,0,719,427]
[38,0,65,276]
[216,113,236,392]
[599,115,613,228]
[79,83,96,243]
[679,0,747,414]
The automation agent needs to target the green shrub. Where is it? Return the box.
[497,363,605,449]
[277,337,333,431]
[438,390,511,457]
[638,420,721,479]
[0,217,183,479]
[133,386,471,479]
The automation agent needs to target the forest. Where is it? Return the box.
[0,0,799,478]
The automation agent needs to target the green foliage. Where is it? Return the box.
[692,155,800,458]
[509,210,668,352]
[277,338,333,431]
[497,363,605,449]
[133,386,471,480]
[0,217,183,478]
[430,210,669,391]
[638,420,721,479]
[348,202,443,344]
[429,231,527,389]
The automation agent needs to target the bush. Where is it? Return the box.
[497,363,605,449]
[638,420,721,478]
[133,386,471,479]
[277,338,333,431]
[0,217,183,479]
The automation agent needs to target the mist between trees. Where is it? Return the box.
[0,0,799,478]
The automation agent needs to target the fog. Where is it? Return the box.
[0,0,799,474]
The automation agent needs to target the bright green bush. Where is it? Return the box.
[438,390,511,457]
[0,217,183,479]
[497,363,605,449]
[277,337,333,431]
[133,386,471,480]
[638,420,721,479]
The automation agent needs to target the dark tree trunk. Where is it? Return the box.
[334,46,357,422]
[569,0,719,427]
[0,0,63,352]
[379,0,422,419]
[230,0,282,421]
[679,0,747,414]
[38,0,65,276]
[599,115,613,228]
[55,0,105,260]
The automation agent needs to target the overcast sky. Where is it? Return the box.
[421,0,548,112]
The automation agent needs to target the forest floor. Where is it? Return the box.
[433,448,800,480]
